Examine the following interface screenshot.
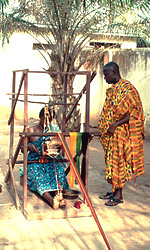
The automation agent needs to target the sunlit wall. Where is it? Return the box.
[1,34,150,135]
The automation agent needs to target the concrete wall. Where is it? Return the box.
[0,33,50,121]
[1,34,150,134]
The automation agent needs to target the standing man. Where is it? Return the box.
[98,62,145,206]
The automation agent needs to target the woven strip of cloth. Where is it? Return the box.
[75,132,82,184]
[81,132,89,185]
[69,132,77,187]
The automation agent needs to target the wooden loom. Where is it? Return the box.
[5,69,111,250]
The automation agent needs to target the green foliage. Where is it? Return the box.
[0,0,9,16]
[0,1,108,70]
[137,37,150,48]
[0,0,150,67]
[0,0,9,45]
[0,0,9,8]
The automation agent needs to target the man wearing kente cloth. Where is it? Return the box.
[98,62,145,206]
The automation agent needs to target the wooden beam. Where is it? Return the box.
[8,159,20,209]
[6,92,80,96]
[9,98,79,106]
[19,131,101,137]
[5,137,23,183]
[8,72,26,125]
[66,71,96,123]
[23,72,28,211]
[62,74,67,132]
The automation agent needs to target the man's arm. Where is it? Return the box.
[107,115,130,135]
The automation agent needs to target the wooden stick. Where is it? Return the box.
[66,71,96,123]
[13,69,29,73]
[8,72,26,125]
[12,69,91,75]
[9,98,79,106]
[5,137,23,183]
[28,70,91,75]
[9,98,48,105]
[19,131,101,137]
[14,159,69,164]
[8,72,16,187]
[57,132,112,250]
[23,71,28,212]
[62,74,67,132]
[6,93,80,96]
[8,159,20,209]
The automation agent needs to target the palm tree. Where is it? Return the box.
[0,0,150,131]
[0,0,9,44]
[0,0,9,15]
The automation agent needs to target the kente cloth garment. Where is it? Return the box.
[98,78,145,192]
[27,124,69,196]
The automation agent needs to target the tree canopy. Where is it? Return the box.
[1,0,149,70]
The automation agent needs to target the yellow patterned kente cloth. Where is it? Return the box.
[98,78,145,192]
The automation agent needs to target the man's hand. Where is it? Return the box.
[107,115,130,135]
[107,123,117,135]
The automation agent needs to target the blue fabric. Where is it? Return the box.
[27,124,69,196]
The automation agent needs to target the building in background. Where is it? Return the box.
[1,32,150,135]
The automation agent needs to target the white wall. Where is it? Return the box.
[0,33,50,120]
[1,34,149,135]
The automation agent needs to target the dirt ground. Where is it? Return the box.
[0,119,150,250]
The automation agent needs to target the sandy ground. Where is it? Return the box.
[0,119,150,250]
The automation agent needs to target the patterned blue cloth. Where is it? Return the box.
[27,124,69,196]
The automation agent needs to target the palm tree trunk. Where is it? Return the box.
[49,73,81,132]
